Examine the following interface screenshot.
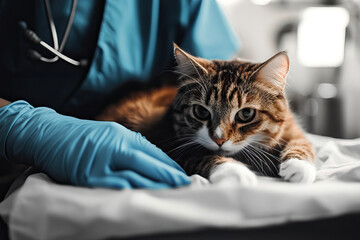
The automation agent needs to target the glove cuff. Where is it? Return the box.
[0,101,34,163]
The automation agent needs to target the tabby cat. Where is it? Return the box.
[97,44,316,185]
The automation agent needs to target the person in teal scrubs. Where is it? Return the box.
[0,0,239,193]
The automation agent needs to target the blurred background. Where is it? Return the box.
[217,0,360,139]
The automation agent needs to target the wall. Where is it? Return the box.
[217,0,360,138]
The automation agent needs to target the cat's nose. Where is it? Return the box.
[213,138,226,147]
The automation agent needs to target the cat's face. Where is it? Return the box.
[172,45,289,156]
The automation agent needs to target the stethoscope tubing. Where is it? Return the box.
[39,40,82,66]
[23,0,86,67]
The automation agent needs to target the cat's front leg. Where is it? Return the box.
[279,158,316,183]
[279,140,316,183]
[209,158,258,186]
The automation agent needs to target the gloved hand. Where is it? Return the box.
[0,101,191,189]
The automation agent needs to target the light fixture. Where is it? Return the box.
[297,7,349,67]
[317,83,338,99]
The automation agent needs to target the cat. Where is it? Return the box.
[97,44,316,185]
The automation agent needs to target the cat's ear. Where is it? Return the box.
[173,43,209,76]
[254,51,289,91]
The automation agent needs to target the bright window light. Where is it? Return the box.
[217,0,242,6]
[251,0,272,5]
[297,7,349,67]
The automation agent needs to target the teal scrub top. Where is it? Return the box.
[0,0,239,119]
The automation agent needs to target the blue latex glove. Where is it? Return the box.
[0,101,191,189]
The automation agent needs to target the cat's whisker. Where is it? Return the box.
[166,138,195,149]
[241,147,266,176]
[173,89,198,110]
[156,134,196,144]
[155,138,195,150]
[269,138,285,147]
[250,148,281,166]
[249,142,281,161]
[168,70,198,82]
[241,148,261,173]
[242,146,267,176]
[250,140,282,154]
[248,140,282,164]
[186,59,208,91]
[167,68,208,100]
[172,70,208,95]
[197,137,218,149]
[181,82,207,100]
[158,140,195,151]
[247,145,278,176]
[251,148,279,176]
[250,141,281,159]
[254,134,285,146]
[167,140,199,155]
[268,136,286,146]
[245,145,276,177]
[171,142,204,160]
[167,69,202,87]
[169,145,195,160]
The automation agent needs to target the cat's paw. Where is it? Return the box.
[209,162,257,186]
[279,158,316,183]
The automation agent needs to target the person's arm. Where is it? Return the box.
[178,0,240,60]
[0,98,10,108]
[0,100,190,189]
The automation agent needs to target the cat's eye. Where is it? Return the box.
[235,108,256,123]
[193,104,210,120]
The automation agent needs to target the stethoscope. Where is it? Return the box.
[19,0,88,67]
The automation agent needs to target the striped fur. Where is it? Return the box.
[97,47,315,179]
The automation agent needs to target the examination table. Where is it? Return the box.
[1,134,360,240]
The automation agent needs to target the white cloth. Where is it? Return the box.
[1,134,360,240]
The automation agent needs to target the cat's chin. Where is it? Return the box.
[198,143,240,156]
[215,149,239,157]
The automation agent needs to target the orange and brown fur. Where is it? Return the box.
[98,45,316,184]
